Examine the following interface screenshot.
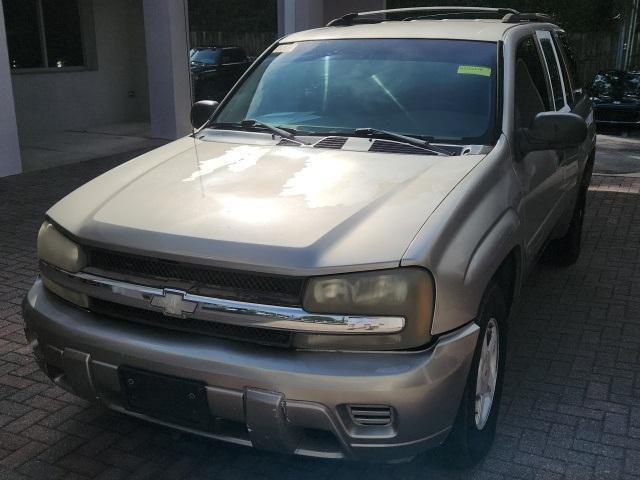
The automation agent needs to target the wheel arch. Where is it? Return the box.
[489,246,522,314]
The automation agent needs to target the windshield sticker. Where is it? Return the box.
[457,65,492,77]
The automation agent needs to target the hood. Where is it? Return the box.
[48,136,486,275]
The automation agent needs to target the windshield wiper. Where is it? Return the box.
[353,128,453,156]
[208,120,309,145]
[241,119,310,145]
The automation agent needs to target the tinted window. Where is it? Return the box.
[191,48,220,65]
[515,37,550,108]
[216,39,498,144]
[3,0,42,68]
[556,32,579,89]
[3,0,84,69]
[552,34,574,106]
[538,35,566,110]
[42,0,84,68]
[223,48,246,63]
[515,37,550,128]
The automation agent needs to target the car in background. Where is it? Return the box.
[590,70,640,126]
[190,46,251,102]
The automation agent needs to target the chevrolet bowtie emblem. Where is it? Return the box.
[150,289,198,318]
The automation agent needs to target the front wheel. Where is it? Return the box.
[438,282,508,466]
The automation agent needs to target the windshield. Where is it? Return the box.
[190,48,221,65]
[591,71,640,98]
[213,39,498,144]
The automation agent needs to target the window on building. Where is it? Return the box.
[3,0,85,70]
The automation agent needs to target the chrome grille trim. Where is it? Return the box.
[40,263,405,335]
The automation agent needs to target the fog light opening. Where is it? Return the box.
[348,405,393,427]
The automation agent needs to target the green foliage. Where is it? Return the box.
[386,0,629,33]
[188,0,277,33]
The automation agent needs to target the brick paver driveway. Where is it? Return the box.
[1,151,640,480]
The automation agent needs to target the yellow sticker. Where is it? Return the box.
[457,65,492,77]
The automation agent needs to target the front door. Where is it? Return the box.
[512,34,565,264]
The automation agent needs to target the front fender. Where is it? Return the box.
[401,136,524,335]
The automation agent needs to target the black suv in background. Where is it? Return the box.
[190,46,251,102]
[590,70,640,126]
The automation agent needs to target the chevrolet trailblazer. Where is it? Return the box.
[23,7,595,464]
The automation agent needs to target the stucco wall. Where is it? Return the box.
[10,0,149,134]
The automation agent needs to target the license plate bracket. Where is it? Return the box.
[119,366,210,428]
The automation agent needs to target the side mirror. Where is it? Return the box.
[190,100,219,129]
[518,111,588,154]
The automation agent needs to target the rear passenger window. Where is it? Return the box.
[514,36,550,128]
[556,32,578,88]
[536,31,567,110]
[552,35,574,107]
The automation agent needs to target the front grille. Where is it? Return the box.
[90,298,293,348]
[87,249,305,306]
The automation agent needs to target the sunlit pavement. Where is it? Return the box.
[1,147,640,479]
[595,129,640,176]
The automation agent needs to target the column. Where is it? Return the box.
[142,0,192,140]
[0,2,22,177]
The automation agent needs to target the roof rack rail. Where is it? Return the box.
[501,12,555,23]
[327,6,519,26]
[326,7,556,27]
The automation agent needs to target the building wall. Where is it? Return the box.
[10,0,149,134]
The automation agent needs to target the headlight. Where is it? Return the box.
[37,221,86,272]
[37,221,88,308]
[303,268,434,321]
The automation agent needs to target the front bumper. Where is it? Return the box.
[23,280,478,462]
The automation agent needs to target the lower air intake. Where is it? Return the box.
[348,405,393,426]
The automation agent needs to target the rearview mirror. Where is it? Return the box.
[518,112,587,154]
[191,100,219,129]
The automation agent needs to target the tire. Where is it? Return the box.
[438,282,508,467]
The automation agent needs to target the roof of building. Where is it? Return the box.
[283,18,553,44]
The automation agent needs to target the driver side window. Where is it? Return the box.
[514,36,551,129]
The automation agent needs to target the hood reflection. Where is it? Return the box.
[183,145,272,182]
[280,153,417,208]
